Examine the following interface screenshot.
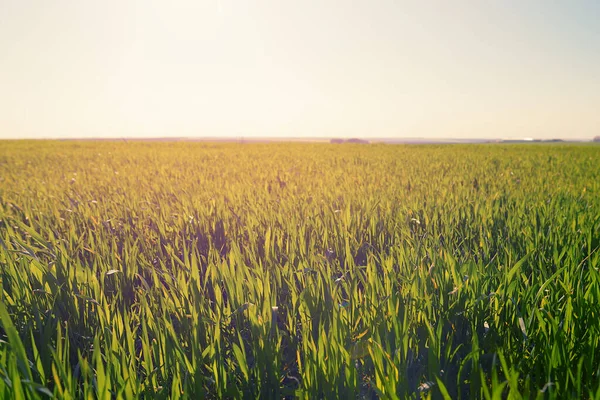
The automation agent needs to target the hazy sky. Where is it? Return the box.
[1,1,599,140]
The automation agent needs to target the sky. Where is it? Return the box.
[0,1,599,140]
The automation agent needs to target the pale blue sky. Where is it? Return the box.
[1,1,598,140]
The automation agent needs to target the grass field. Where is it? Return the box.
[0,141,599,399]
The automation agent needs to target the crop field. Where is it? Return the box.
[0,141,599,399]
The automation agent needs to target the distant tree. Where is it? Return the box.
[346,138,370,144]
[330,138,370,144]
[594,136,600,142]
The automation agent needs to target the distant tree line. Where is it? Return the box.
[330,138,370,144]
[594,136,600,142]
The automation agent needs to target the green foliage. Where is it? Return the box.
[0,140,599,398]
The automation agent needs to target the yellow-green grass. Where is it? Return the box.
[0,140,599,398]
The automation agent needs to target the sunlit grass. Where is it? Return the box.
[0,140,599,398]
